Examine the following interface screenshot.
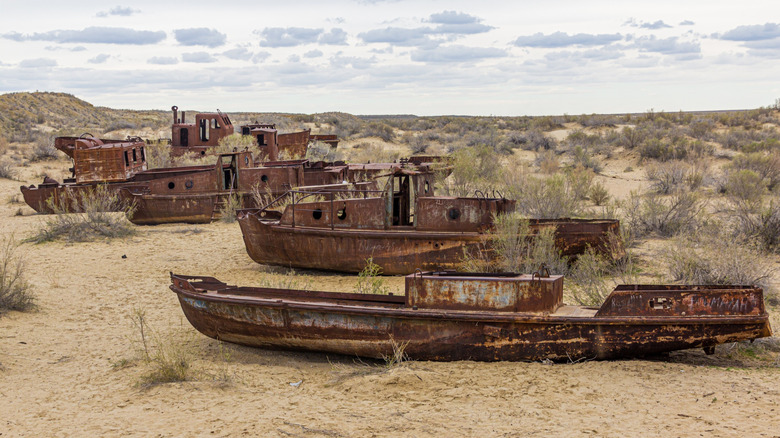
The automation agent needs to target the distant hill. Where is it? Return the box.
[0,92,171,143]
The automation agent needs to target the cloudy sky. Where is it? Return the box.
[1,0,779,116]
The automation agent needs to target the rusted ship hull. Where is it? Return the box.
[21,182,127,214]
[170,274,772,362]
[237,213,620,274]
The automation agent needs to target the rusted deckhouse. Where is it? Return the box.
[240,122,313,161]
[20,135,148,213]
[170,271,772,361]
[170,105,234,156]
[237,169,621,275]
[120,152,442,225]
[169,104,338,160]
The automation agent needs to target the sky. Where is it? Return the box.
[1,0,779,116]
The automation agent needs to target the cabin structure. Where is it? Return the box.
[170,105,234,156]
[66,136,147,183]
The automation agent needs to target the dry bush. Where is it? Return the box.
[645,160,707,194]
[567,249,611,306]
[130,308,191,387]
[0,236,35,313]
[504,173,584,219]
[30,185,136,243]
[347,142,401,164]
[571,145,603,172]
[622,190,704,238]
[727,152,780,191]
[28,138,58,162]
[218,193,242,224]
[729,198,780,253]
[359,122,395,142]
[510,130,556,151]
[383,337,410,368]
[664,235,776,302]
[214,133,258,157]
[535,150,560,174]
[144,143,173,169]
[567,166,594,201]
[639,138,688,161]
[461,213,569,275]
[444,145,502,197]
[306,140,344,162]
[0,160,16,180]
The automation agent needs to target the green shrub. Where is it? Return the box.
[355,258,390,294]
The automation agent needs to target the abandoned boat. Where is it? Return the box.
[20,135,150,213]
[237,169,621,274]
[120,153,445,225]
[170,106,337,158]
[170,270,772,361]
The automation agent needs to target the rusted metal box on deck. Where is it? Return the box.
[405,272,563,312]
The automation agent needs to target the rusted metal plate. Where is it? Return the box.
[406,272,563,312]
[237,172,622,274]
[170,273,772,362]
[310,134,339,147]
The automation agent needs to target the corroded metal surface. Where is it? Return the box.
[237,171,622,274]
[170,106,234,156]
[170,272,772,362]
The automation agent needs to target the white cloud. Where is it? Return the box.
[174,28,226,48]
[181,52,217,63]
[3,27,166,45]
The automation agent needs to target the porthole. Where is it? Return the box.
[337,208,347,220]
[447,208,460,220]
[261,175,268,183]
[185,180,193,189]
[312,209,323,220]
[200,150,206,155]
[168,182,175,190]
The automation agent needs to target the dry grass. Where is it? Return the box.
[29,185,136,243]
[130,307,192,387]
[355,258,390,294]
[0,236,35,313]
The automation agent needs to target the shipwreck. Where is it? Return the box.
[170,270,772,361]
[237,169,621,274]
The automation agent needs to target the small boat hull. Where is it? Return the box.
[171,274,772,362]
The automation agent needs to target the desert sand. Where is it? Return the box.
[1,157,779,438]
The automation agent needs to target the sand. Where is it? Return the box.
[1,158,779,437]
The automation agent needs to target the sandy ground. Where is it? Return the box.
[1,158,779,437]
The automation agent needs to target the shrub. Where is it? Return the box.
[645,160,693,194]
[506,173,584,219]
[131,308,191,387]
[219,193,242,223]
[664,235,775,296]
[28,138,58,161]
[728,152,780,191]
[360,122,395,142]
[0,160,16,180]
[638,138,688,161]
[144,143,173,169]
[567,249,611,306]
[622,190,704,238]
[0,236,35,313]
[306,140,344,162]
[730,198,780,253]
[461,213,569,274]
[445,145,502,197]
[355,258,390,294]
[589,182,610,206]
[725,170,766,212]
[510,130,556,151]
[30,185,136,243]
